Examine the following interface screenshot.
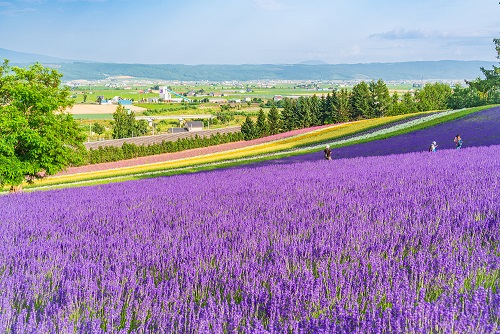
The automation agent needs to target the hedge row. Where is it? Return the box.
[80,132,245,165]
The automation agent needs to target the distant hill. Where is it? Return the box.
[0,48,76,64]
[52,61,493,82]
[0,48,495,82]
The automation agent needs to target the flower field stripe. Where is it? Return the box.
[22,107,487,191]
[23,116,408,188]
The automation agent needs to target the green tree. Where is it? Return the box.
[281,98,295,131]
[447,84,483,109]
[92,122,105,138]
[466,77,496,101]
[112,105,136,139]
[326,91,340,124]
[369,79,391,118]
[0,61,86,191]
[388,92,401,116]
[350,81,371,119]
[336,88,351,122]
[309,94,321,126]
[294,97,311,128]
[240,116,256,140]
[267,104,281,135]
[134,119,149,136]
[416,83,452,111]
[255,108,268,138]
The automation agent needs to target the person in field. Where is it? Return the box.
[454,134,463,149]
[324,145,332,160]
[429,141,438,152]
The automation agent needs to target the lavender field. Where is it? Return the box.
[1,140,499,332]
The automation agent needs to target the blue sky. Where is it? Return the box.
[1,0,499,64]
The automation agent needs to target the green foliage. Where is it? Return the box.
[92,122,106,136]
[241,116,256,140]
[112,105,136,139]
[319,91,339,124]
[294,97,311,128]
[280,98,295,131]
[255,109,268,138]
[0,60,86,189]
[266,104,281,135]
[447,84,484,109]
[350,81,371,119]
[309,94,321,126]
[415,82,453,111]
[336,88,351,123]
[135,119,149,136]
[369,79,391,118]
[216,109,235,125]
[111,105,150,139]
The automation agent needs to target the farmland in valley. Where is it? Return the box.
[0,107,499,332]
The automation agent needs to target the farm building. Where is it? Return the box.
[185,121,203,132]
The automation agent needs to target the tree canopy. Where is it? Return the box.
[0,60,85,191]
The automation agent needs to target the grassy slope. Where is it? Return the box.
[10,106,494,192]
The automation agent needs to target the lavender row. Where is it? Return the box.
[0,145,499,332]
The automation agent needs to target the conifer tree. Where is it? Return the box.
[320,94,329,124]
[295,97,311,128]
[240,115,256,140]
[350,81,371,119]
[402,91,418,114]
[281,98,294,131]
[337,88,351,122]
[369,79,391,118]
[309,95,321,126]
[255,108,268,138]
[327,91,340,124]
[267,104,281,135]
[388,91,400,116]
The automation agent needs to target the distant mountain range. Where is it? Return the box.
[0,48,78,64]
[1,48,495,82]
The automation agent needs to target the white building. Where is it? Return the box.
[159,87,172,101]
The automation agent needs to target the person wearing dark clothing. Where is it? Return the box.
[454,134,463,149]
[324,145,332,160]
[429,141,438,152]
